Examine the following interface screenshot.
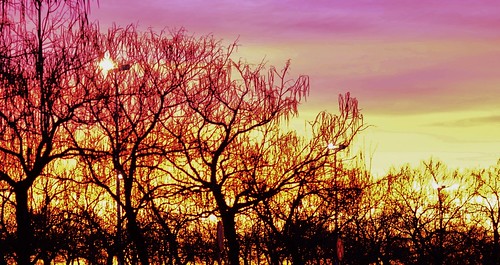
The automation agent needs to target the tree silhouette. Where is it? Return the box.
[247,98,365,264]
[161,46,317,263]
[471,160,500,264]
[0,1,96,263]
[376,160,477,264]
[69,25,239,263]
[344,170,411,264]
[5,2,499,264]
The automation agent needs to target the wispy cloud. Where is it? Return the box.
[429,115,500,127]
[91,0,500,40]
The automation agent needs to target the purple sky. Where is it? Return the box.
[90,0,500,174]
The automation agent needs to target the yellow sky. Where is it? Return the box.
[235,38,500,176]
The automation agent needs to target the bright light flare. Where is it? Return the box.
[431,181,440,190]
[208,214,218,223]
[98,51,116,76]
[327,143,347,150]
[432,181,458,191]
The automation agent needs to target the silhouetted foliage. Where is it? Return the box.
[0,0,97,263]
[2,1,500,265]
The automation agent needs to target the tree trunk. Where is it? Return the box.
[221,213,240,265]
[288,241,303,265]
[106,250,114,265]
[211,181,240,265]
[14,185,33,265]
[125,209,150,265]
[493,221,500,265]
[269,251,280,265]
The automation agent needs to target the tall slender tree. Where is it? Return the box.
[0,1,96,263]
[162,54,309,264]
[250,95,365,264]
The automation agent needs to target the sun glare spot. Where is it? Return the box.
[327,143,336,150]
[208,214,218,223]
[99,51,116,77]
[431,181,440,190]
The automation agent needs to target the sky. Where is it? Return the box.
[89,0,500,175]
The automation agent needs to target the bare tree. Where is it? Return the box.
[70,25,225,264]
[382,160,476,264]
[161,32,366,263]
[344,170,408,265]
[250,97,365,264]
[471,160,500,264]
[160,51,311,264]
[0,1,96,263]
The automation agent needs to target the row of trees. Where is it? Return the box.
[2,1,364,264]
[348,160,500,265]
[1,1,499,264]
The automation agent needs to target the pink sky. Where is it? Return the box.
[90,0,500,174]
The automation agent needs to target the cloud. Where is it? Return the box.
[429,115,500,127]
[90,0,500,44]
